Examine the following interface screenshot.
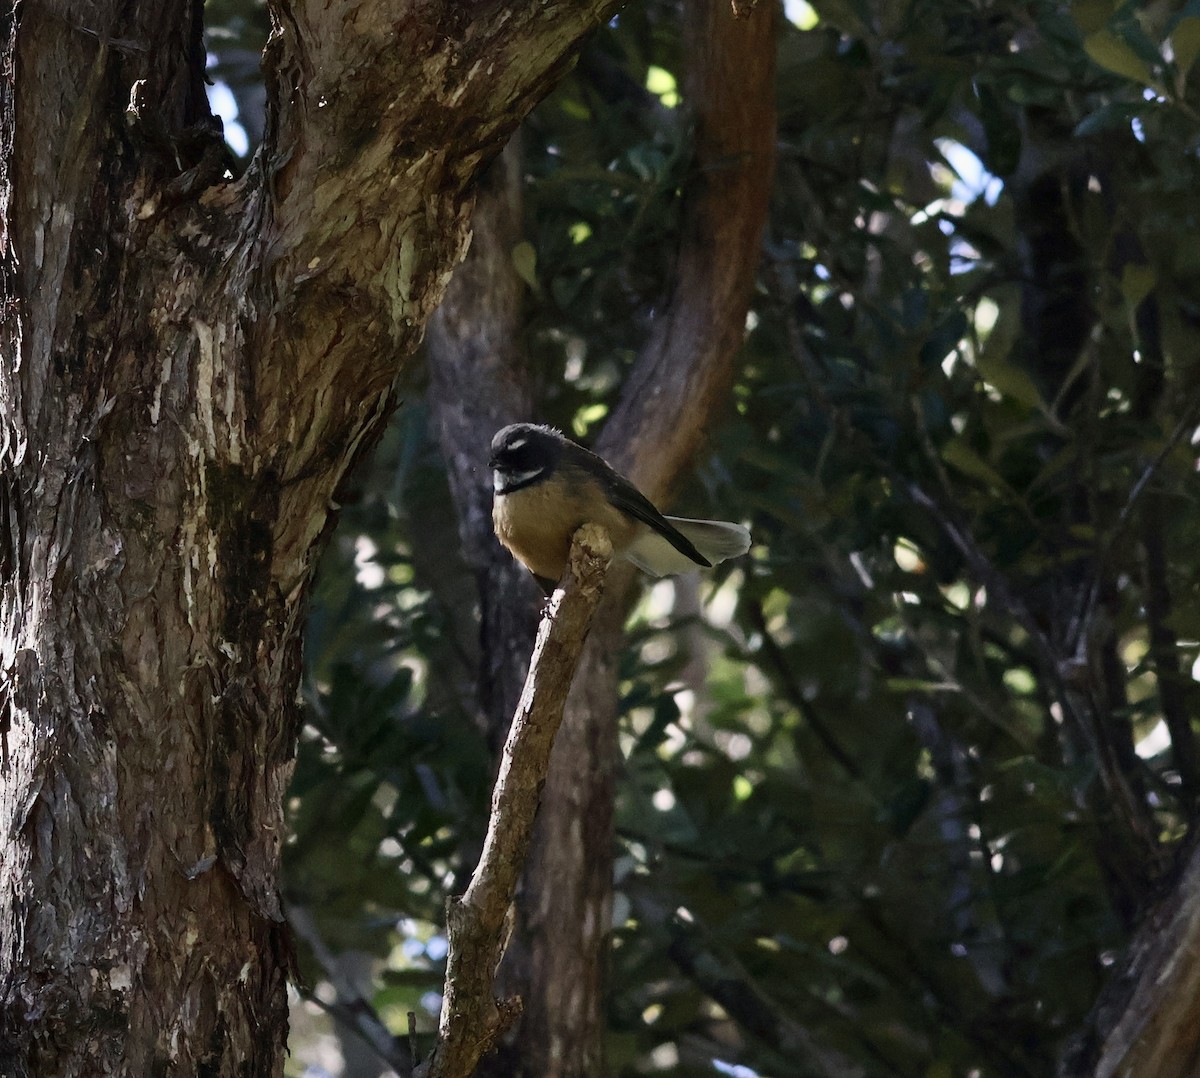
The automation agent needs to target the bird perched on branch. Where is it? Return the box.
[490,422,751,588]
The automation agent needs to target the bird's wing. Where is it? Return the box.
[603,478,712,566]
[566,451,712,568]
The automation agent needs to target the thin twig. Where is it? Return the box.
[302,994,414,1078]
[744,597,864,779]
[289,905,415,1077]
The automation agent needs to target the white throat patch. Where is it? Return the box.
[494,466,543,492]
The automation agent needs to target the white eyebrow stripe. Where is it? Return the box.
[506,437,527,451]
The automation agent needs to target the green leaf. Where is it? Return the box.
[941,437,1014,495]
[1073,101,1142,136]
[1083,30,1159,88]
[1120,263,1156,307]
[510,241,539,292]
[1173,17,1200,77]
[975,352,1045,411]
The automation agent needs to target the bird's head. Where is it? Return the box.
[489,423,565,494]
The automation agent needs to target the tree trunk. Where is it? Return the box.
[0,3,619,1073]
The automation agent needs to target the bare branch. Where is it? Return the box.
[503,6,776,1068]
[420,525,613,1078]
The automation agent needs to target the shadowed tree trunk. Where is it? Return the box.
[426,2,776,1074]
[428,138,542,748]
[0,2,621,1074]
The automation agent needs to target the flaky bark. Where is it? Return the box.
[426,2,775,1074]
[0,2,619,1074]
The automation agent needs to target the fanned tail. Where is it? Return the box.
[623,517,751,577]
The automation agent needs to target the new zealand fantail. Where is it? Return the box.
[490,423,751,587]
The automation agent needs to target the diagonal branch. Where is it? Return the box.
[515,5,776,1070]
[420,524,613,1078]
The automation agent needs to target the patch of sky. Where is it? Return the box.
[937,139,1003,207]
[206,54,250,157]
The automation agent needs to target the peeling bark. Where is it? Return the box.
[0,2,620,1073]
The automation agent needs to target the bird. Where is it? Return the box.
[489,422,751,588]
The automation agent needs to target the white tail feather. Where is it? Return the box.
[623,518,751,577]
